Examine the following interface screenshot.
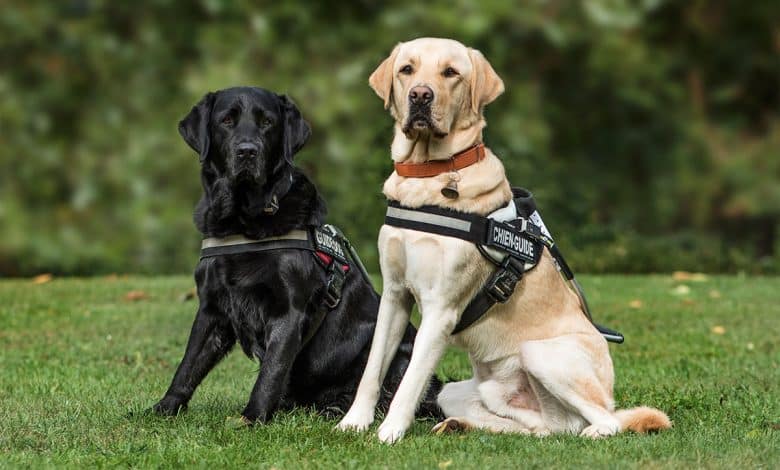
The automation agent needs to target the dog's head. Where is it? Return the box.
[179,87,311,188]
[369,38,504,140]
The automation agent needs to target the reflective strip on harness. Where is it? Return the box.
[201,230,309,250]
[386,206,473,232]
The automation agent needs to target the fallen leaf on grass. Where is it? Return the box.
[709,289,722,299]
[711,325,726,335]
[225,415,252,429]
[438,460,453,469]
[32,273,53,284]
[125,290,149,301]
[628,299,643,309]
[682,298,696,305]
[672,271,708,282]
[179,288,197,302]
[672,285,690,295]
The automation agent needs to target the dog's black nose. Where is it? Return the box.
[236,143,259,159]
[409,86,434,106]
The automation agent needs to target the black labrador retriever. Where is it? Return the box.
[152,87,441,424]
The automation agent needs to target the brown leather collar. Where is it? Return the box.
[393,144,485,178]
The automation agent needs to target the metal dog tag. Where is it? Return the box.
[263,195,279,214]
[441,171,460,199]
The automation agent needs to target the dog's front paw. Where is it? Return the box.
[151,397,187,417]
[336,406,374,432]
[240,406,272,426]
[377,416,410,444]
[580,422,619,439]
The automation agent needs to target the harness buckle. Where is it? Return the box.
[484,258,523,303]
[516,217,527,233]
[323,263,346,308]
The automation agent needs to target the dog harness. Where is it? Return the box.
[201,225,372,310]
[385,187,624,343]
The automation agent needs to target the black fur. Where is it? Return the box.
[152,87,441,424]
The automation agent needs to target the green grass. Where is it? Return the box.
[0,275,778,469]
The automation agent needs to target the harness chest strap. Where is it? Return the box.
[384,189,624,343]
[201,227,347,261]
[198,225,364,347]
[200,230,312,258]
[386,202,543,266]
[384,199,544,335]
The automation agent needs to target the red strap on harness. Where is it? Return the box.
[315,251,349,272]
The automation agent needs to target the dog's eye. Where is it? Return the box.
[221,115,234,126]
[443,67,459,77]
[399,65,413,75]
[260,117,272,127]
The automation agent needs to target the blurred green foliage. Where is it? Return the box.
[0,0,778,276]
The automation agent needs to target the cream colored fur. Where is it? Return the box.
[337,37,670,444]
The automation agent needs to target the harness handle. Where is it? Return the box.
[322,224,375,290]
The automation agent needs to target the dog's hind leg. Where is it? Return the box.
[478,379,548,435]
[153,305,236,416]
[376,306,458,443]
[337,284,414,432]
[521,335,620,438]
[434,379,535,435]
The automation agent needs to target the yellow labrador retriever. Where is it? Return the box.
[337,37,670,444]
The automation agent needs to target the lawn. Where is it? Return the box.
[0,275,778,469]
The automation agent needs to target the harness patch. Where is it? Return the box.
[314,227,348,263]
[485,219,539,264]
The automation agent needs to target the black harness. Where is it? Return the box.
[200,225,373,344]
[385,188,624,343]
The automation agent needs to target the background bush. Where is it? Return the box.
[1,0,778,276]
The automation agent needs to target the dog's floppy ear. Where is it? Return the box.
[369,43,401,110]
[468,48,505,115]
[279,94,311,164]
[179,92,216,161]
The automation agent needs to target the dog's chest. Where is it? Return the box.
[222,288,270,358]
[379,225,492,308]
[204,261,277,359]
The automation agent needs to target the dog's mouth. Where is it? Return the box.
[403,112,448,139]
[233,164,255,179]
[230,165,265,186]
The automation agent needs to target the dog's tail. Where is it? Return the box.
[615,406,672,433]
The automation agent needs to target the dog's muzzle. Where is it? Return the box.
[404,109,434,132]
[229,143,267,182]
[403,87,447,137]
[403,106,448,138]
